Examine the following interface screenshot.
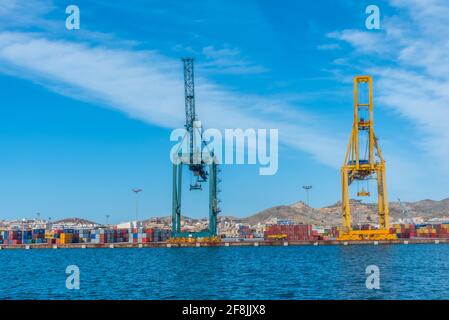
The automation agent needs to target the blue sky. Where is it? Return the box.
[0,0,448,223]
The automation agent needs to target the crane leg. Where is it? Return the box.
[176,163,183,233]
[172,163,178,235]
[209,162,215,236]
[341,168,351,232]
[379,164,389,229]
[338,76,396,241]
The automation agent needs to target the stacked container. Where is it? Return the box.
[32,229,46,244]
[238,225,250,238]
[115,228,129,243]
[416,225,437,238]
[435,224,449,238]
[0,226,173,245]
[22,230,32,244]
[90,229,111,244]
[153,228,171,242]
[129,228,147,243]
[3,230,23,245]
[329,226,340,238]
[145,228,154,242]
[264,224,312,241]
[78,229,91,243]
[60,233,73,244]
[390,224,416,239]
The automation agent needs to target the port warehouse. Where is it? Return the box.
[1,222,449,247]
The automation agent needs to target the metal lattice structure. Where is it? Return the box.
[183,58,196,166]
[171,58,221,240]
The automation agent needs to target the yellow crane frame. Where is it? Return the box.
[267,234,288,240]
[338,76,396,241]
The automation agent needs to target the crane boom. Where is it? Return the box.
[182,58,196,161]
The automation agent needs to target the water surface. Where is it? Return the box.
[1,245,447,299]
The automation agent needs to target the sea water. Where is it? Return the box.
[0,245,447,300]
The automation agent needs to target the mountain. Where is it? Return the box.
[141,215,204,226]
[53,217,99,225]
[237,198,449,226]
[49,198,449,228]
[393,198,449,218]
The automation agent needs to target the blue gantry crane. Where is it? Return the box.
[171,58,221,240]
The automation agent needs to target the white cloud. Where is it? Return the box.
[317,43,340,51]
[201,45,268,75]
[0,0,55,30]
[0,0,345,173]
[0,31,344,169]
[329,0,449,175]
[328,30,391,55]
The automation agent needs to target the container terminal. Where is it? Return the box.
[1,222,448,249]
[1,60,448,249]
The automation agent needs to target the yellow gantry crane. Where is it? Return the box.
[338,76,397,241]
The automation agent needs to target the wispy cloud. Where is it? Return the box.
[0,0,56,30]
[0,1,348,171]
[317,43,340,51]
[0,30,343,168]
[327,30,391,55]
[2,0,446,204]
[329,0,449,175]
[201,45,268,75]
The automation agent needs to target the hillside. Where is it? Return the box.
[49,199,449,228]
[237,198,449,226]
[53,217,99,225]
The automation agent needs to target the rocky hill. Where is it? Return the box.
[237,198,449,226]
[53,217,99,226]
[50,198,449,228]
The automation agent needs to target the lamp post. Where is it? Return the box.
[302,185,312,207]
[21,218,26,245]
[132,188,143,224]
[106,214,110,226]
